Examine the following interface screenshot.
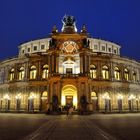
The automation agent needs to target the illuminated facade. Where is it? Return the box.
[0,15,140,113]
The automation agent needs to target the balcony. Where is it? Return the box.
[60,74,79,78]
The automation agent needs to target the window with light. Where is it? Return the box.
[91,92,97,101]
[102,66,109,79]
[30,66,37,79]
[41,91,48,100]
[19,67,25,80]
[124,68,129,81]
[90,65,97,79]
[10,68,14,81]
[42,65,49,79]
[114,67,120,80]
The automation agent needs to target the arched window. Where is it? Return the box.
[41,91,48,111]
[42,65,49,79]
[3,94,10,111]
[42,91,48,99]
[91,92,97,101]
[132,71,136,82]
[28,92,36,111]
[117,94,123,111]
[90,65,97,79]
[114,67,120,80]
[19,67,25,80]
[102,92,111,112]
[30,65,37,79]
[91,92,97,111]
[124,68,129,81]
[10,68,14,81]
[102,66,109,79]
[15,93,22,110]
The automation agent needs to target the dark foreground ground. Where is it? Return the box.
[0,113,140,140]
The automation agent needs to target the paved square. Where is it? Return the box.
[0,113,140,140]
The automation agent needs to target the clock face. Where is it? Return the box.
[62,41,78,53]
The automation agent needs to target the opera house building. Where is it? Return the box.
[0,15,140,113]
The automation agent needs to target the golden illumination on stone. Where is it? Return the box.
[15,94,22,99]
[30,66,37,79]
[19,67,25,80]
[3,94,10,100]
[102,66,109,79]
[102,93,110,100]
[117,94,123,100]
[61,85,77,108]
[128,94,136,100]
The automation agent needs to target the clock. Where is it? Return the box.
[62,41,78,53]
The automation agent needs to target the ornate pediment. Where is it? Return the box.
[61,41,79,54]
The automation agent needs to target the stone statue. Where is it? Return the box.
[62,15,76,26]
[61,15,77,33]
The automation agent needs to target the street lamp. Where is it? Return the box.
[28,93,36,99]
[102,93,110,100]
[3,94,10,100]
[117,94,123,100]
[128,94,136,100]
[15,94,21,99]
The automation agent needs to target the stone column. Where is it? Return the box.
[84,54,87,73]
[97,60,102,80]
[48,54,51,75]
[110,62,114,81]
[51,55,54,73]
[25,62,29,81]
[14,64,18,81]
[38,61,41,80]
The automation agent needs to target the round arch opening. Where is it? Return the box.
[61,85,77,108]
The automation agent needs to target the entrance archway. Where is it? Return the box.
[61,85,77,108]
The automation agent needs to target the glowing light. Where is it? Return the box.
[73,95,77,107]
[91,96,97,100]
[128,94,136,100]
[61,85,77,108]
[28,93,36,99]
[3,94,10,100]
[102,93,110,100]
[15,94,21,99]
[61,95,65,106]
[91,92,97,100]
[117,94,123,100]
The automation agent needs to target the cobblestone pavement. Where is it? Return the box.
[23,115,118,140]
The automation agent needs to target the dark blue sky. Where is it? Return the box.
[0,0,140,61]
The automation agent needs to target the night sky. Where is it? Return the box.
[0,0,140,61]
